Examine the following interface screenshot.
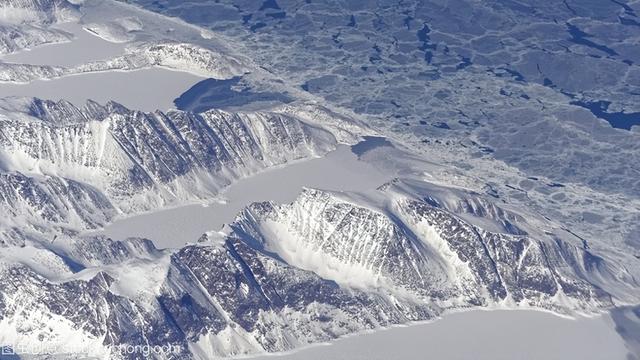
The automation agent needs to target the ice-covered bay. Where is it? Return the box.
[0,21,204,112]
[249,310,629,360]
[0,23,126,66]
[0,68,204,112]
[98,144,393,248]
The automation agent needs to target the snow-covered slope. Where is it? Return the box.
[0,0,79,25]
[0,23,71,54]
[232,187,635,311]
[0,98,340,245]
[0,0,638,358]
[0,41,249,82]
[0,171,116,245]
[0,0,78,55]
[0,233,432,359]
[0,184,637,359]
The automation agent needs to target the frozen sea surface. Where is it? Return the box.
[250,310,629,360]
[98,144,393,248]
[0,68,204,112]
[0,23,126,67]
[0,15,202,112]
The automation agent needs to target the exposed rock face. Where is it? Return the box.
[400,199,612,307]
[0,98,337,244]
[0,96,632,358]
[0,0,78,56]
[0,235,431,359]
[0,186,634,359]
[0,171,116,244]
[0,100,333,188]
[232,188,618,311]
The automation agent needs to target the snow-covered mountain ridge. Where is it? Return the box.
[0,0,639,358]
[234,187,636,307]
[0,40,250,82]
[0,0,78,25]
[0,0,79,57]
[1,97,635,359]
[0,98,343,245]
[1,184,637,359]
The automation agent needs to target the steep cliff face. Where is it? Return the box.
[232,188,624,312]
[398,199,614,308]
[0,185,635,359]
[233,190,462,301]
[0,0,78,56]
[0,100,334,186]
[0,171,116,245]
[0,98,338,244]
[0,235,431,359]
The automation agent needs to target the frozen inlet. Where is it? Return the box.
[248,310,628,360]
[0,68,205,112]
[98,143,392,248]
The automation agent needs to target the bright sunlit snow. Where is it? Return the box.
[0,0,639,359]
[249,310,627,360]
[97,143,392,248]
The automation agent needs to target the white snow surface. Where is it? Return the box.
[98,144,392,248]
[249,310,628,360]
[0,68,204,112]
[0,0,638,359]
